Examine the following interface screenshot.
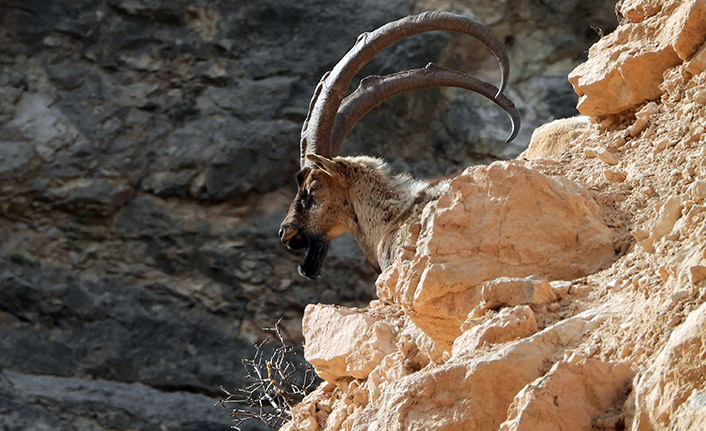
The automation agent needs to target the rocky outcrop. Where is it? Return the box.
[501,356,634,431]
[302,305,398,382]
[629,301,706,430]
[569,0,706,117]
[521,116,591,160]
[282,0,706,429]
[375,160,615,347]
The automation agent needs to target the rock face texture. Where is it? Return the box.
[0,0,617,428]
[375,160,615,347]
[570,0,706,117]
[500,357,634,431]
[281,0,706,429]
[630,301,706,430]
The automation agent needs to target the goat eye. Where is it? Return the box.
[295,168,309,187]
[310,181,321,192]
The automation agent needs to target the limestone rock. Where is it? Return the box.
[569,0,706,117]
[651,196,684,241]
[520,116,591,161]
[452,305,537,356]
[630,301,706,430]
[371,307,612,431]
[367,351,410,406]
[288,306,613,431]
[585,147,620,165]
[687,180,706,203]
[396,315,449,366]
[281,382,336,431]
[668,390,706,431]
[569,23,680,118]
[635,194,686,253]
[303,304,396,382]
[604,169,628,183]
[378,161,615,347]
[664,0,706,61]
[595,148,621,165]
[619,0,663,23]
[685,40,706,74]
[481,276,559,309]
[500,357,634,431]
[689,265,706,284]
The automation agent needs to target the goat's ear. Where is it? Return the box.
[306,154,343,177]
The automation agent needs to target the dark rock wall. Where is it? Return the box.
[0,0,616,429]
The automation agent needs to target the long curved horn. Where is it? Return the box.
[300,11,510,167]
[331,63,520,154]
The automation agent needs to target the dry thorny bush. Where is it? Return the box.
[219,320,320,430]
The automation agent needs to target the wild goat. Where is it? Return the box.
[278,11,520,279]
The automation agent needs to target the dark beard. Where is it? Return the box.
[298,234,329,279]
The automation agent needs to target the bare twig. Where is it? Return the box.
[218,319,320,430]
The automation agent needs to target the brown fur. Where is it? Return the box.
[279,155,448,275]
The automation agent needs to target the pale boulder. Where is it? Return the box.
[396,315,449,366]
[519,116,590,161]
[569,0,706,117]
[604,169,628,183]
[650,196,684,243]
[569,22,680,118]
[500,357,634,431]
[630,301,706,431]
[687,180,706,203]
[280,382,336,431]
[661,0,706,61]
[366,350,410,409]
[481,276,559,309]
[667,390,706,431]
[378,161,615,347]
[619,0,663,23]
[302,304,396,382]
[635,195,685,253]
[452,305,537,356]
[593,147,621,165]
[685,40,706,74]
[367,306,613,431]
[690,265,706,284]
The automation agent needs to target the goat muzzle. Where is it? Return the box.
[279,224,307,251]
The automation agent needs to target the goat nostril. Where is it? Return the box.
[278,228,284,239]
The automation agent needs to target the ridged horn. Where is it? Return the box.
[300,11,511,167]
[331,63,520,155]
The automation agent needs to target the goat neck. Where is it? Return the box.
[342,156,442,271]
